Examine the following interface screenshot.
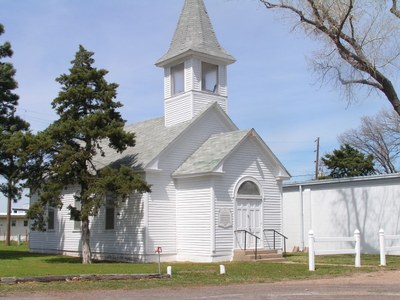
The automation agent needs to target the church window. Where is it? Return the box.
[73,199,81,231]
[105,193,115,230]
[202,62,218,93]
[47,207,55,230]
[171,63,185,95]
[237,181,260,196]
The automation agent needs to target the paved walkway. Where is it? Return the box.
[2,270,400,299]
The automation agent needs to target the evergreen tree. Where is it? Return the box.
[0,24,18,122]
[0,24,32,246]
[321,144,375,179]
[27,46,151,264]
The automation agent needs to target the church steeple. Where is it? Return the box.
[156,0,236,127]
[156,0,235,67]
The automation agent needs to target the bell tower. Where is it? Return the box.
[155,0,235,127]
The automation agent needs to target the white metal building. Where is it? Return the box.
[283,173,400,254]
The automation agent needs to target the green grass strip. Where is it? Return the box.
[1,243,399,293]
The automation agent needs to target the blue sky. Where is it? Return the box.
[0,0,391,211]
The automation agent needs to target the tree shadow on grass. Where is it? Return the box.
[44,256,82,264]
[0,250,49,260]
[43,257,136,264]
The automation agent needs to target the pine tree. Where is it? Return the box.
[321,144,375,179]
[27,46,150,263]
[0,24,18,122]
[0,24,31,246]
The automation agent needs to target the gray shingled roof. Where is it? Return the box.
[173,129,250,177]
[156,0,235,66]
[94,117,190,170]
[93,101,237,171]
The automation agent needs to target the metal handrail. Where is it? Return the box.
[264,229,288,254]
[234,229,260,259]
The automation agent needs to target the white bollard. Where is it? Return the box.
[379,229,386,266]
[308,230,315,271]
[220,265,226,275]
[354,229,361,268]
[167,266,172,277]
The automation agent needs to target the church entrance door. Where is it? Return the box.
[235,198,262,249]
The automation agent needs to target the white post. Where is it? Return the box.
[308,230,315,271]
[379,229,386,266]
[220,265,226,275]
[167,266,172,277]
[158,252,161,274]
[354,229,361,268]
[299,185,305,251]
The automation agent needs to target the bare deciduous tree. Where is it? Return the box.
[259,0,400,116]
[339,109,400,174]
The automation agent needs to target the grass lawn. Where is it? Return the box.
[1,242,399,293]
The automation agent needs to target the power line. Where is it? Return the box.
[18,107,55,117]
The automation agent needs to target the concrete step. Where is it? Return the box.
[242,249,278,255]
[254,257,286,262]
[233,249,285,262]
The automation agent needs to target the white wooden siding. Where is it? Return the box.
[90,192,145,261]
[29,185,82,254]
[30,185,146,261]
[165,89,227,127]
[164,68,171,99]
[164,93,193,127]
[192,91,227,115]
[185,58,203,91]
[176,178,212,261]
[218,65,227,97]
[184,59,193,91]
[192,58,202,90]
[145,171,177,257]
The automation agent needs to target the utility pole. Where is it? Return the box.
[314,137,320,180]
[5,108,17,246]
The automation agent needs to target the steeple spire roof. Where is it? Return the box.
[156,0,235,67]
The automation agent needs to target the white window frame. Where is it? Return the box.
[171,63,185,95]
[202,62,218,93]
[73,199,81,231]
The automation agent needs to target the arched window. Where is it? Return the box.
[237,181,260,196]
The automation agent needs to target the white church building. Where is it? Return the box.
[29,0,290,262]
